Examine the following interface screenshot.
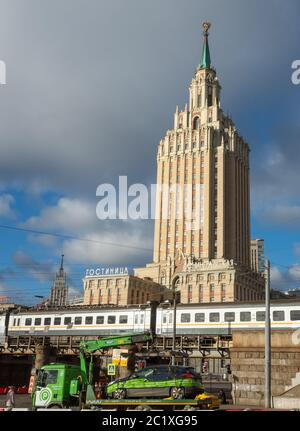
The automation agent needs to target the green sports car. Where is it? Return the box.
[106,365,203,399]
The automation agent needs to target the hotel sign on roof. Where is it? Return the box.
[85,267,129,278]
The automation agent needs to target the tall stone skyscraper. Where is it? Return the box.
[135,23,264,303]
[50,255,68,307]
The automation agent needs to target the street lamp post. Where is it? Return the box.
[265,259,271,408]
[172,284,177,366]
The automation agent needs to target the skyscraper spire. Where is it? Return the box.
[60,254,64,271]
[199,22,211,69]
[50,254,68,307]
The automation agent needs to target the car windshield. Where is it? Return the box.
[37,369,58,387]
[130,368,154,379]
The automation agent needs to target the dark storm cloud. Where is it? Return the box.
[0,0,299,197]
[0,0,299,275]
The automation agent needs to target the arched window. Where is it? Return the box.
[193,116,200,130]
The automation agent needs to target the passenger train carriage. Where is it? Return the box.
[6,305,155,337]
[0,311,8,345]
[157,301,300,335]
[2,300,300,342]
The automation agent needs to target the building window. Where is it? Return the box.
[208,86,212,106]
[193,116,200,130]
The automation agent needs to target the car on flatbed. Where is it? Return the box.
[106,365,204,399]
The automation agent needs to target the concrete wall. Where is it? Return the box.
[231,330,300,406]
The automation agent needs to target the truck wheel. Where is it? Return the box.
[113,389,127,399]
[48,404,62,409]
[170,387,185,399]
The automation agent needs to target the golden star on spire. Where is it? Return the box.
[202,22,211,35]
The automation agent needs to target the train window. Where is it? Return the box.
[273,311,285,321]
[74,316,82,325]
[64,317,72,325]
[224,312,235,322]
[290,310,300,321]
[181,313,191,323]
[135,315,138,324]
[140,315,144,324]
[108,316,116,324]
[240,312,251,322]
[96,316,104,324]
[34,318,42,326]
[44,318,51,326]
[119,315,128,324]
[25,318,32,326]
[13,318,16,326]
[209,313,220,322]
[18,318,20,326]
[169,313,173,324]
[256,311,265,321]
[54,317,61,325]
[85,316,93,325]
[195,313,205,322]
[163,313,167,324]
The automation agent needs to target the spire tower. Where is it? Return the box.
[199,22,211,69]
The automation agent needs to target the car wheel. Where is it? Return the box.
[170,387,185,399]
[113,388,127,399]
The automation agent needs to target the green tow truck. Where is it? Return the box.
[32,332,151,409]
[32,331,216,410]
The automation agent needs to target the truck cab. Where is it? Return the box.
[32,364,81,409]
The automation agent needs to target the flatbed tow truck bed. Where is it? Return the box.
[85,398,216,411]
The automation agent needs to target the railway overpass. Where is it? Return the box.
[1,329,300,408]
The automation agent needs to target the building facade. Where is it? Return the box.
[83,273,172,306]
[135,23,265,302]
[49,255,68,307]
[251,239,265,273]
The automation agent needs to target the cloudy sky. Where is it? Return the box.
[0,0,300,303]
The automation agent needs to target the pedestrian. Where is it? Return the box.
[218,389,227,405]
[6,386,16,410]
[94,382,101,400]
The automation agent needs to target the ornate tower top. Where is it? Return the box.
[199,21,211,70]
